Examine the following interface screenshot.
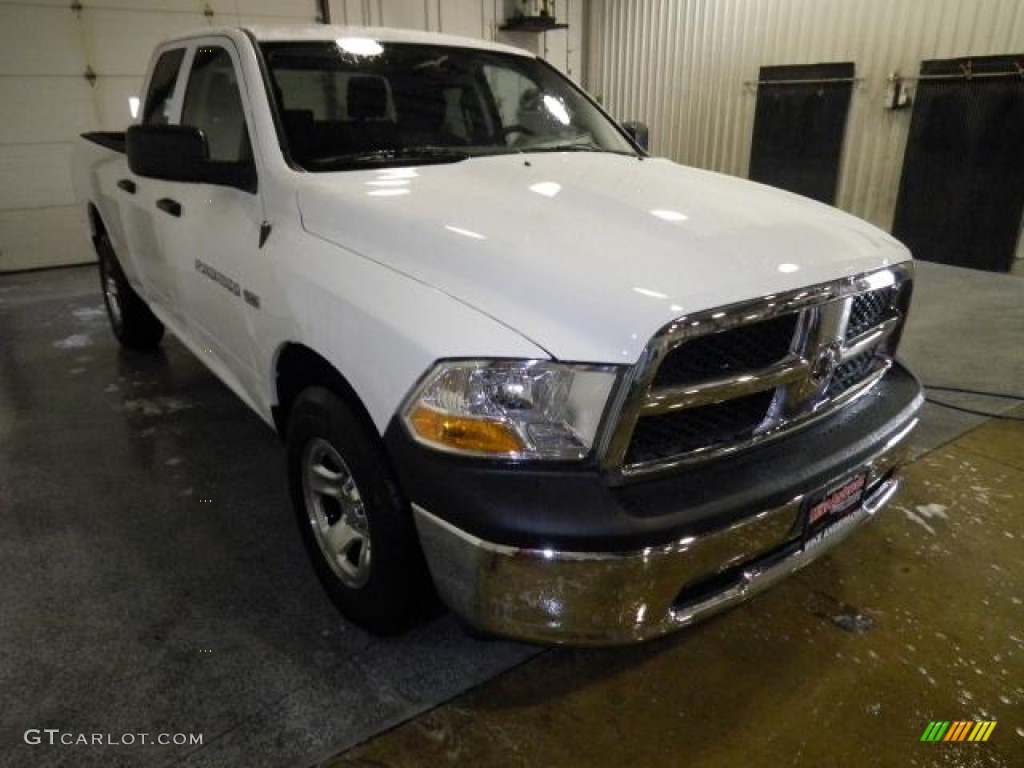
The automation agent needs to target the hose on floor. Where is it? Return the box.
[923,384,1024,422]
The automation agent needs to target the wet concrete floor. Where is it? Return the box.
[0,267,538,768]
[328,412,1023,767]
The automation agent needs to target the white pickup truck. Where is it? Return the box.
[73,25,922,645]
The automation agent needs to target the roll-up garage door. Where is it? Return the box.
[0,1,320,273]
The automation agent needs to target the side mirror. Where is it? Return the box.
[622,121,649,152]
[126,125,255,192]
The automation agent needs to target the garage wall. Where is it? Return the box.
[585,0,1024,233]
[0,0,320,273]
[330,0,497,38]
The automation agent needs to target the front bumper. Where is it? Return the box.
[413,429,908,645]
[392,362,922,645]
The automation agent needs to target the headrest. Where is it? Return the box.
[348,76,388,120]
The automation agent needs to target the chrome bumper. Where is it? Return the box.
[413,419,916,646]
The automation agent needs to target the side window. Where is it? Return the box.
[142,48,185,125]
[181,46,251,163]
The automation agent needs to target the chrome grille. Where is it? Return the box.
[625,390,775,464]
[846,288,896,341]
[826,351,878,399]
[652,313,799,388]
[603,265,913,479]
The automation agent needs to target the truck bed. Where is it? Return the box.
[82,131,126,153]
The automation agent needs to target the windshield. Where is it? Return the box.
[261,40,637,171]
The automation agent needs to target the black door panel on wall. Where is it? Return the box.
[749,62,855,205]
[893,55,1024,273]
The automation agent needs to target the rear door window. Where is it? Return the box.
[142,48,186,125]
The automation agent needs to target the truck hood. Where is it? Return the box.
[297,153,910,364]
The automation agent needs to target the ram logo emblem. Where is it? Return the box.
[810,342,841,390]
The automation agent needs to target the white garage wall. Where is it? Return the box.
[0,0,320,273]
[330,0,498,43]
[586,0,1024,233]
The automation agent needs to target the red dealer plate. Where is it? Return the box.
[803,472,868,534]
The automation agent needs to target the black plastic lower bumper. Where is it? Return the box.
[383,360,923,552]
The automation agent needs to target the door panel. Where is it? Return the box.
[158,40,265,404]
[155,181,263,385]
[120,46,188,312]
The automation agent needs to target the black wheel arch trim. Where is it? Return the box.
[272,343,380,444]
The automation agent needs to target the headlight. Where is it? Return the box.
[401,360,620,460]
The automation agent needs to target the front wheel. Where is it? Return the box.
[286,386,434,634]
[96,234,164,349]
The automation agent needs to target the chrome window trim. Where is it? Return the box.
[599,263,914,481]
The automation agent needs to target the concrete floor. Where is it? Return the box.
[0,267,538,767]
[0,262,1021,767]
[328,413,1024,767]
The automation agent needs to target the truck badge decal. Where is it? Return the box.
[195,259,260,309]
[195,259,240,297]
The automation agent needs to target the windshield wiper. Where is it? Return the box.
[308,147,470,170]
[527,144,603,153]
[520,142,635,156]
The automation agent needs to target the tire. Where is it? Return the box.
[286,386,435,634]
[96,233,164,350]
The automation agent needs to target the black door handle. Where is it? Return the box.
[117,178,136,194]
[156,198,182,217]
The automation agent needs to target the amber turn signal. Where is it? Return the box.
[409,405,525,455]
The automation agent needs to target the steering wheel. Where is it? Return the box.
[500,124,536,142]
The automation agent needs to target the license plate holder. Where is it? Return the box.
[802,472,868,536]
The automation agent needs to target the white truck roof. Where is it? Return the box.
[162,24,533,58]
